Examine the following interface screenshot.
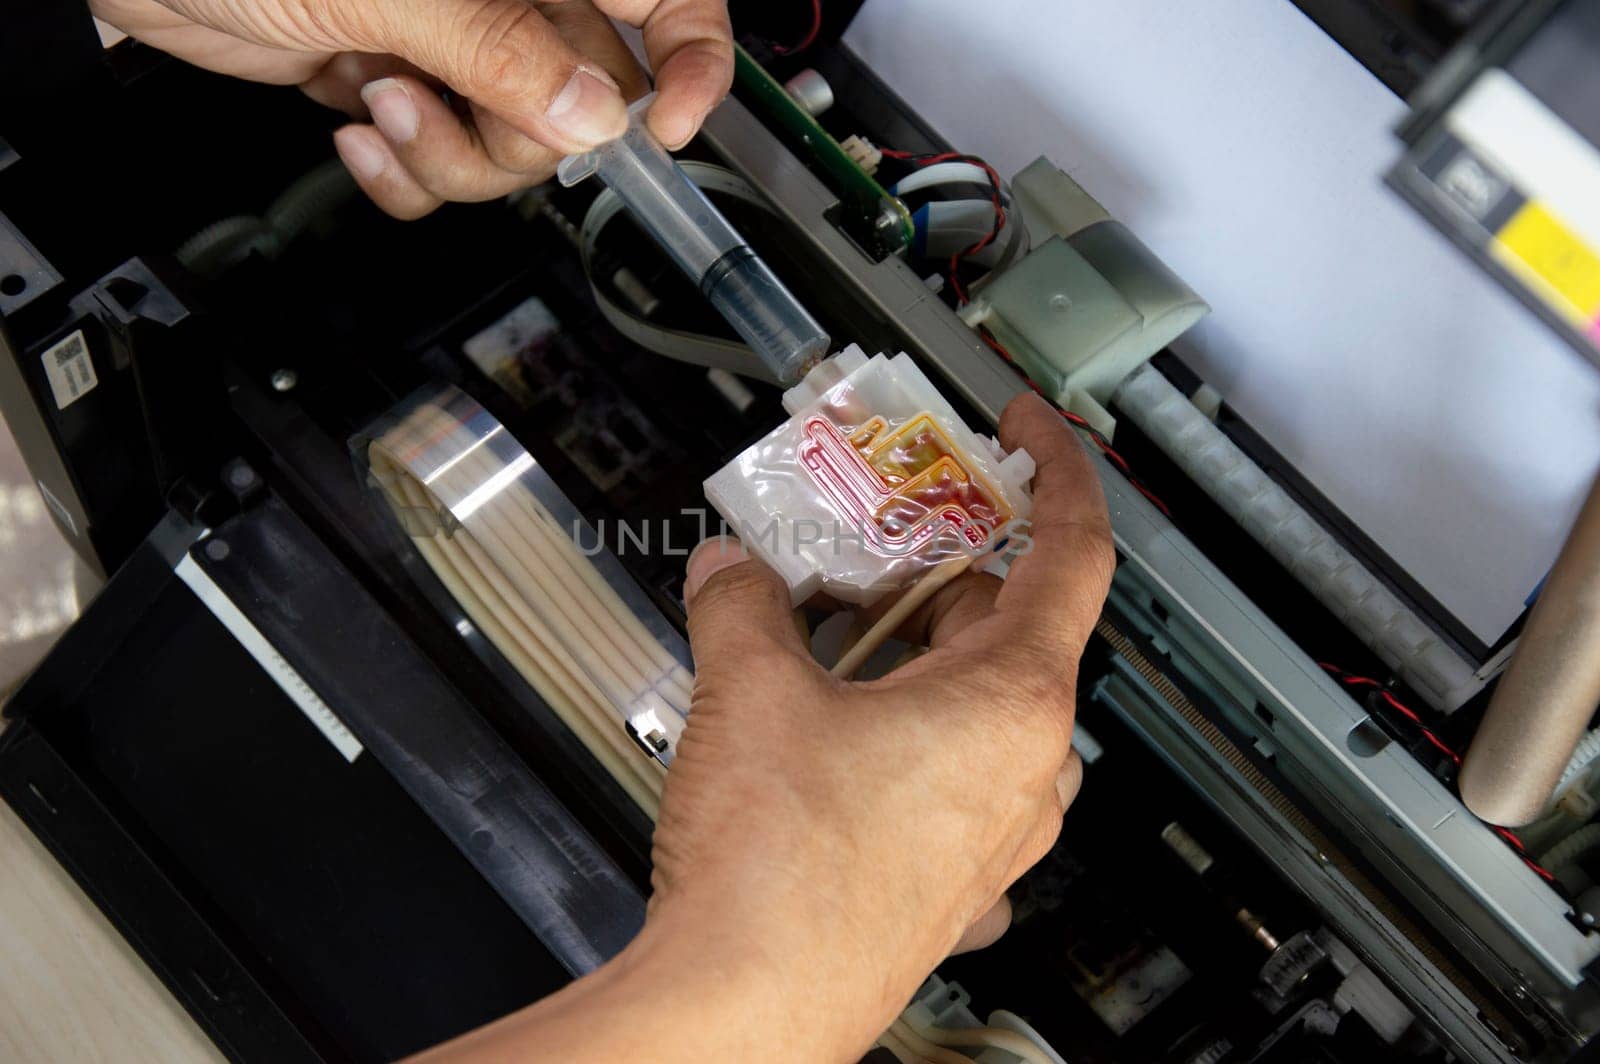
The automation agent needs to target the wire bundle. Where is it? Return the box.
[882,149,1009,304]
[368,394,692,817]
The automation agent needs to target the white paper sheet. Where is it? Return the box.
[846,0,1600,647]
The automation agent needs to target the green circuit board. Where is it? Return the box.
[732,45,913,258]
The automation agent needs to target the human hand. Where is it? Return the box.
[89,0,734,218]
[411,392,1114,1063]
[643,391,1114,1059]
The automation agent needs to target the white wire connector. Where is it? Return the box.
[840,134,884,176]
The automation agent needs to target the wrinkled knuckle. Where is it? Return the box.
[685,609,740,661]
[482,126,553,175]
[1005,641,1078,703]
[1032,522,1116,645]
[945,570,1003,614]
[262,0,347,48]
[299,0,347,42]
[479,133,522,172]
[1039,516,1116,585]
[423,155,470,198]
[767,647,825,689]
[437,155,520,203]
[698,35,737,87]
[687,573,788,649]
[973,645,1076,744]
[699,562,779,611]
[460,4,546,99]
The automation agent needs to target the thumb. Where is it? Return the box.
[370,0,629,152]
[684,538,812,667]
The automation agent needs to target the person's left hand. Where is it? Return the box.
[90,0,734,218]
[414,392,1116,1064]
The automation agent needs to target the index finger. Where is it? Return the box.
[991,393,1117,650]
[593,0,735,148]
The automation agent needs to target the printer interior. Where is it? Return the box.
[3,2,1599,1062]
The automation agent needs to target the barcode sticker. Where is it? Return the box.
[40,330,98,410]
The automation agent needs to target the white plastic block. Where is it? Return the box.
[705,346,1034,606]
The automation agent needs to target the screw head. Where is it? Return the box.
[226,463,257,490]
[270,368,298,392]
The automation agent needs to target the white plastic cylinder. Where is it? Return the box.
[1113,364,1480,712]
[783,68,835,116]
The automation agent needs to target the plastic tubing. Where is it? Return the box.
[369,403,678,816]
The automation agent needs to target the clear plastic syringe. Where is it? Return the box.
[558,99,830,385]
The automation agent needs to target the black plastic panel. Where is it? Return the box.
[0,507,632,1061]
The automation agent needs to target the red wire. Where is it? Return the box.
[880,149,960,162]
[1488,825,1557,886]
[1318,663,1558,884]
[945,160,1006,305]
[773,0,823,54]
[881,149,1007,305]
[976,327,1174,517]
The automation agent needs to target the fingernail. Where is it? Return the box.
[546,67,628,148]
[654,103,714,151]
[685,537,748,603]
[334,126,387,180]
[362,78,419,143]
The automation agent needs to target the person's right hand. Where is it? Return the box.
[89,0,734,218]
